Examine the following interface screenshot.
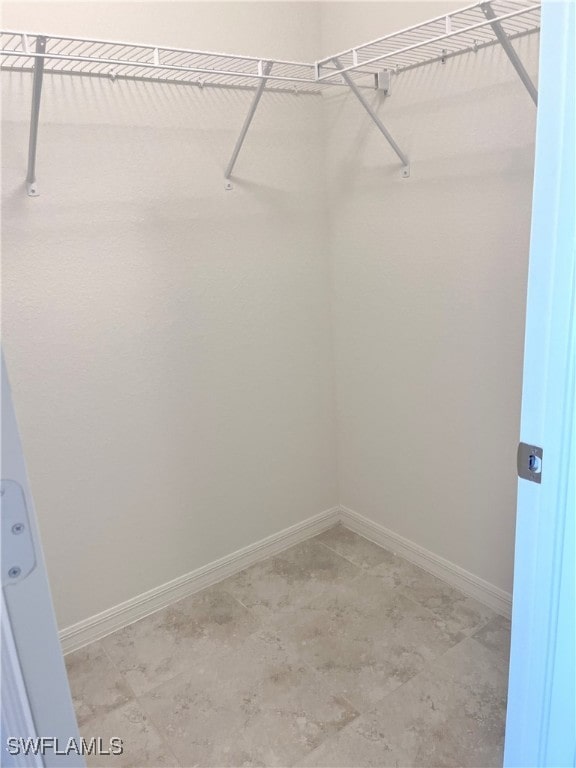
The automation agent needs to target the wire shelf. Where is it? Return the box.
[317,0,540,85]
[0,31,323,93]
[0,1,541,192]
[0,1,540,94]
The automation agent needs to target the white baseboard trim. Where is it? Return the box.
[61,503,511,653]
[339,506,512,618]
[60,506,340,655]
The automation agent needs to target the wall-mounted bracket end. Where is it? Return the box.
[224,179,233,191]
[26,181,39,197]
[376,70,392,95]
[401,164,410,178]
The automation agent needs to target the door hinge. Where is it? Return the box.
[517,443,543,484]
[1,480,37,586]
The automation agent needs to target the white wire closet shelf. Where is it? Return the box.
[317,0,540,83]
[0,0,540,193]
[0,32,323,93]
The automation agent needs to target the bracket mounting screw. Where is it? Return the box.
[11,523,25,535]
[8,566,21,579]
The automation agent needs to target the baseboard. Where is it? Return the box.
[338,506,512,618]
[61,502,511,654]
[60,506,340,654]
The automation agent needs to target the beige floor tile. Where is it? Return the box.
[473,613,511,670]
[68,530,506,768]
[139,631,359,767]
[101,586,258,695]
[219,539,360,620]
[80,700,179,767]
[270,574,462,712]
[65,641,134,726]
[369,553,495,639]
[298,636,507,768]
[314,525,392,570]
[296,720,414,767]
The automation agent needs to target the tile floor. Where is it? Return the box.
[65,524,511,767]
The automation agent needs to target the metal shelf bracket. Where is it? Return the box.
[480,2,538,105]
[332,57,410,178]
[224,60,273,189]
[25,35,46,196]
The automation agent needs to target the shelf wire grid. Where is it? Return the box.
[318,0,540,84]
[0,0,540,93]
[0,31,324,93]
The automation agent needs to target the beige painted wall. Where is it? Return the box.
[1,2,337,629]
[1,1,536,628]
[322,2,537,593]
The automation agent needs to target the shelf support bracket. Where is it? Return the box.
[224,60,273,189]
[333,57,410,178]
[26,35,46,196]
[480,2,538,105]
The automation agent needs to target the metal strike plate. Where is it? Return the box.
[517,443,543,484]
[1,480,37,586]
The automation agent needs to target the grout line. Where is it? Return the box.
[317,536,507,685]
[298,655,361,718]
[99,641,138,700]
[369,570,493,646]
[69,526,506,768]
[292,618,509,768]
[134,693,183,768]
[79,640,140,710]
[225,551,459,724]
[104,593,266,704]
[318,529,485,622]
[335,521,501,627]
[338,513,511,617]
[312,530,491,648]
[98,616,191,700]
[218,587,267,632]
[215,582,257,615]
[345,614,510,726]
[210,566,274,629]
[71,642,181,768]
[314,539,366,571]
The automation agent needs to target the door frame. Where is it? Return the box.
[504,1,576,766]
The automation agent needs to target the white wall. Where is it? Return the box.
[1,2,337,630]
[322,2,537,594]
[1,1,537,629]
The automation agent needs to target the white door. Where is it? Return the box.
[1,353,84,767]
